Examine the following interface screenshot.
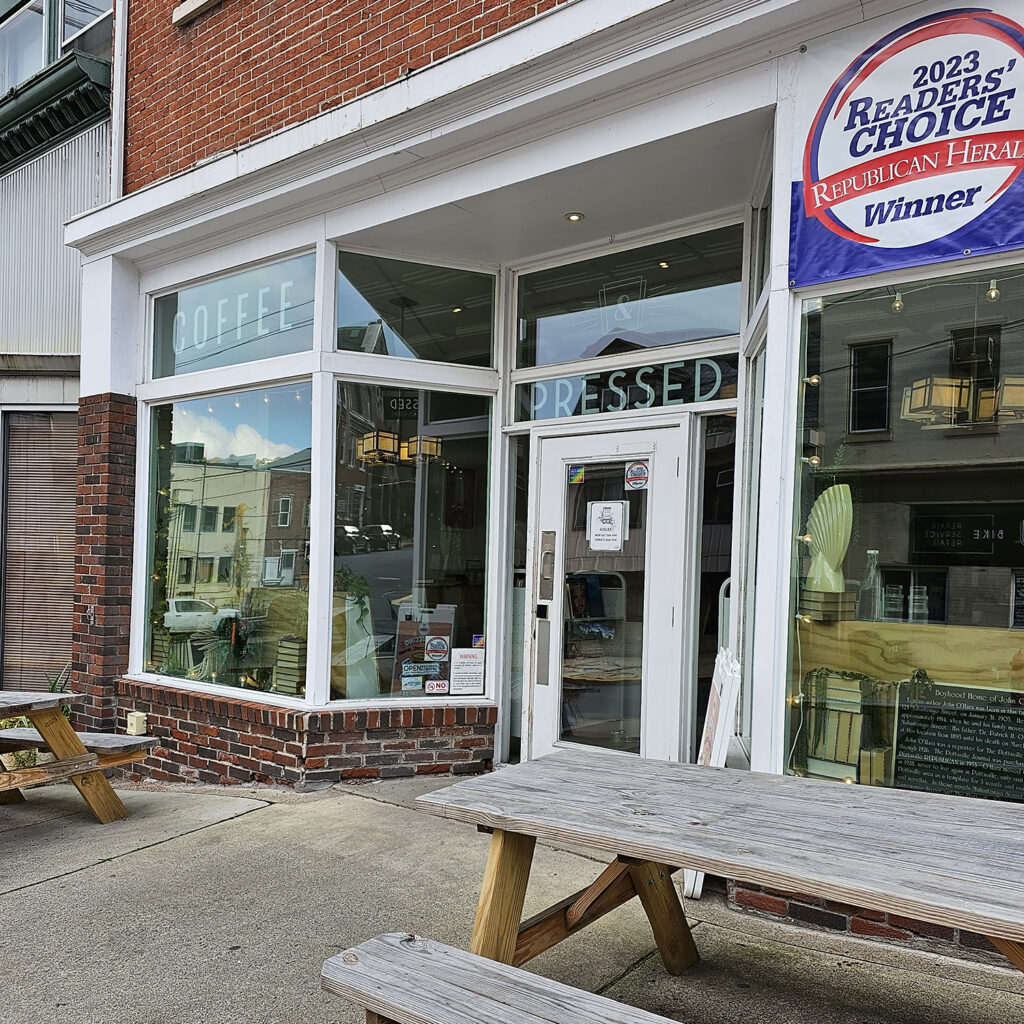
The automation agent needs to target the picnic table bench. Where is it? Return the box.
[0,691,155,823]
[323,748,1024,1023]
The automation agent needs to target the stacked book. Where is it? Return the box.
[799,589,856,622]
[273,637,307,696]
[807,676,864,781]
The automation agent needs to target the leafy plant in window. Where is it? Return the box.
[334,562,371,634]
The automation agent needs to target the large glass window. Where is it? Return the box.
[0,2,44,94]
[332,383,490,699]
[337,252,494,366]
[516,226,743,369]
[146,383,312,697]
[153,254,316,378]
[787,265,1024,802]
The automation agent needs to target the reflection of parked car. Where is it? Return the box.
[364,524,401,551]
[336,525,369,554]
[163,598,238,632]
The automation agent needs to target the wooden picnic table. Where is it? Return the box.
[416,749,1024,976]
[0,691,129,823]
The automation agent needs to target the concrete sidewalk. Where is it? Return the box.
[0,778,1022,1024]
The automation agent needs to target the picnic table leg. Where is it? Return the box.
[0,760,26,804]
[627,859,699,974]
[470,828,536,964]
[29,707,130,824]
[988,936,1024,974]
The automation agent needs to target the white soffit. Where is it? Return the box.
[336,108,775,266]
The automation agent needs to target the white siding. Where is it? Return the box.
[0,122,109,355]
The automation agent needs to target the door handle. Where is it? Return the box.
[538,530,556,601]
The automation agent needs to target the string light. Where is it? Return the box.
[987,279,1001,302]
[891,291,904,314]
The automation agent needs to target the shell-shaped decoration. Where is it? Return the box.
[804,483,852,593]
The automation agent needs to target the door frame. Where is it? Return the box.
[518,408,709,763]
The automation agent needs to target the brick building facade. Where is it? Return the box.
[123,0,570,191]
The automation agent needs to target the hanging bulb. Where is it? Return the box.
[263,393,270,404]
[987,279,1000,302]
[234,399,241,408]
[891,292,904,314]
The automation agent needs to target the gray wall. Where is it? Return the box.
[0,122,109,355]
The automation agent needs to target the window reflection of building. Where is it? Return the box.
[165,449,271,606]
[790,266,1024,799]
[331,383,490,700]
[148,384,312,696]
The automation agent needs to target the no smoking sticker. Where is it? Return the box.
[624,461,649,490]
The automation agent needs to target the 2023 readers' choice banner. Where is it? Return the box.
[790,4,1024,287]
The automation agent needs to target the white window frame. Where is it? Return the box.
[276,496,292,528]
[129,235,503,712]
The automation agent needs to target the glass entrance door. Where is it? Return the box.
[527,424,690,760]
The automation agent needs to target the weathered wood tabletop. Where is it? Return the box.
[0,691,129,823]
[0,691,83,716]
[417,749,1024,973]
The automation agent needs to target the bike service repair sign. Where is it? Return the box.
[790,5,1024,287]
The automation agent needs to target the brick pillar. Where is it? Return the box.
[73,393,137,731]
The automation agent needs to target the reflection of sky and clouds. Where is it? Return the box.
[171,383,311,463]
[532,284,741,367]
[336,272,416,359]
[336,251,494,366]
[518,226,743,369]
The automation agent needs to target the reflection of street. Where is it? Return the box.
[334,546,413,635]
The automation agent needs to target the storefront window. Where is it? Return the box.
[152,254,316,378]
[332,383,490,699]
[146,383,312,697]
[786,265,1024,802]
[516,226,743,369]
[337,252,494,366]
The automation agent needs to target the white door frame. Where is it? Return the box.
[521,414,698,762]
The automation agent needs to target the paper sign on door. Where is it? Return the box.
[586,500,628,552]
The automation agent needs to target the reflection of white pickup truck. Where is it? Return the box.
[163,598,238,633]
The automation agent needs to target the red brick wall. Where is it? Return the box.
[124,0,572,192]
[117,678,496,787]
[728,881,1002,961]
[73,394,137,731]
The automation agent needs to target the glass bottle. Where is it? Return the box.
[859,549,879,621]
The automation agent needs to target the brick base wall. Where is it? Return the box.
[116,679,496,787]
[728,881,1000,959]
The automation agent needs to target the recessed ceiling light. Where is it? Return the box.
[659,261,670,269]
[564,212,584,223]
